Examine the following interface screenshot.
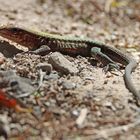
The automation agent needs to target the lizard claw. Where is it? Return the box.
[103,63,122,74]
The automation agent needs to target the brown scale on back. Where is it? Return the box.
[50,40,89,56]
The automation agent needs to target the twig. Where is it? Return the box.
[76,108,88,128]
[36,69,46,91]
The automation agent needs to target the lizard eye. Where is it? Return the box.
[10,28,19,32]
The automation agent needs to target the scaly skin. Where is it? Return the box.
[0,25,139,105]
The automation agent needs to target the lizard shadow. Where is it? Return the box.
[88,58,105,68]
[0,40,22,58]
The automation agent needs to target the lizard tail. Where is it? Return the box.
[124,60,140,106]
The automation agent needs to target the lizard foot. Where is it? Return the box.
[91,47,122,74]
[103,63,122,74]
[30,45,51,55]
[21,45,51,55]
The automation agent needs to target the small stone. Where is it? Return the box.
[33,106,42,118]
[48,52,79,75]
[76,108,88,128]
[0,114,10,139]
[0,52,5,64]
[104,101,116,111]
[126,48,137,53]
[0,70,35,96]
[62,81,76,90]
[36,63,52,74]
[44,72,60,80]
[71,110,79,117]
[96,111,102,117]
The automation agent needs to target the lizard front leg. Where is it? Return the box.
[30,45,51,55]
[90,47,120,72]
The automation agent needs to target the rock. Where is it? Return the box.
[0,114,10,139]
[76,108,88,128]
[62,81,76,90]
[44,72,60,80]
[36,63,52,74]
[71,110,79,117]
[0,70,35,97]
[48,52,79,75]
[0,52,5,65]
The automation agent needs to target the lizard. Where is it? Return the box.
[0,25,139,106]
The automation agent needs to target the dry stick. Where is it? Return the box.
[38,69,46,90]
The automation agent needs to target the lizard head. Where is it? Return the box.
[0,24,25,40]
[0,24,39,49]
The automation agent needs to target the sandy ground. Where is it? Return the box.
[0,0,140,140]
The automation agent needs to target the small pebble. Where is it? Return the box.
[71,110,79,117]
[44,72,60,80]
[0,52,5,64]
[36,63,52,74]
[62,81,76,90]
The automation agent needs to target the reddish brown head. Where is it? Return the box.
[0,25,41,49]
[0,25,24,40]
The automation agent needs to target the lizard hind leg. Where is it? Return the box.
[91,47,121,73]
